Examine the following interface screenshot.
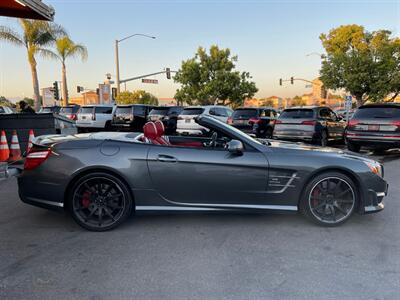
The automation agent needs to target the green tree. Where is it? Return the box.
[260,98,274,107]
[116,90,158,105]
[319,24,400,107]
[290,96,306,107]
[174,45,258,106]
[51,36,88,106]
[0,20,65,110]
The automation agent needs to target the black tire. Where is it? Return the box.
[300,172,357,226]
[316,130,328,147]
[69,172,133,231]
[265,127,273,139]
[347,140,361,152]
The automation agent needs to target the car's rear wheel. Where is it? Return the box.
[300,172,357,226]
[69,172,133,231]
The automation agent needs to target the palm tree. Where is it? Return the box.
[53,36,88,105]
[0,20,65,111]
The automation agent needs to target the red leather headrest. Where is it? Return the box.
[154,120,165,137]
[143,122,157,140]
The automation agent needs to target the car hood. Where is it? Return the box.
[266,139,379,164]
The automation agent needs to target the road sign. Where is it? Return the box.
[142,79,158,84]
[345,95,352,109]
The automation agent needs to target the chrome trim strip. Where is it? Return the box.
[26,197,64,208]
[136,204,298,211]
[136,206,223,211]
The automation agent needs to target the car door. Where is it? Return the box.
[318,108,335,138]
[328,109,346,138]
[147,143,269,206]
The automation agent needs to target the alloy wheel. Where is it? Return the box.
[72,176,127,229]
[308,177,355,224]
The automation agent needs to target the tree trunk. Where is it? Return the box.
[29,59,41,111]
[355,95,364,108]
[62,62,68,106]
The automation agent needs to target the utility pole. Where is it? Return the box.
[114,33,156,95]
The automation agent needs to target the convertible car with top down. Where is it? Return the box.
[18,116,388,231]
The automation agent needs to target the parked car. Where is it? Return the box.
[76,104,115,133]
[345,103,400,152]
[147,106,183,134]
[59,105,80,121]
[228,107,278,138]
[38,106,61,114]
[0,106,14,114]
[176,105,233,135]
[273,106,345,146]
[112,104,156,132]
[19,115,387,231]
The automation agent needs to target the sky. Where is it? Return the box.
[1,0,400,101]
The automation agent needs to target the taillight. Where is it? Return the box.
[391,120,400,127]
[72,114,77,121]
[301,120,317,126]
[24,149,51,170]
[274,120,283,124]
[348,119,359,127]
[248,117,260,124]
[227,117,233,124]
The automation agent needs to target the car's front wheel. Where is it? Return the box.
[69,172,133,231]
[346,140,361,152]
[300,172,357,226]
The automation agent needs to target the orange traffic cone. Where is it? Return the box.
[0,130,10,162]
[9,130,21,161]
[27,129,35,153]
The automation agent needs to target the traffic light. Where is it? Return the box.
[166,67,171,79]
[290,77,294,84]
[321,86,328,99]
[96,88,100,95]
[279,78,282,86]
[52,81,59,100]
[77,86,84,93]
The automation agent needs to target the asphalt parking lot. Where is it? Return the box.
[0,149,400,300]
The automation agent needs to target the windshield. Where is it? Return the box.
[199,116,262,145]
[353,107,400,119]
[149,108,169,116]
[232,109,258,119]
[181,108,204,115]
[80,107,94,114]
[116,107,132,114]
[280,109,314,118]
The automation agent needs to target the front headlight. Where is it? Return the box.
[365,161,383,177]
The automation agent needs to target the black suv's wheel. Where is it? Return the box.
[69,172,133,231]
[300,172,357,226]
[346,140,361,152]
[318,130,328,147]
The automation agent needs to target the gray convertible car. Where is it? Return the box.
[18,116,388,231]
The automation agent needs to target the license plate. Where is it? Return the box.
[185,119,191,123]
[368,125,380,131]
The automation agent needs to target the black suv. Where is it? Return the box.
[229,107,278,138]
[273,106,346,146]
[147,106,183,134]
[345,103,400,152]
[112,104,156,132]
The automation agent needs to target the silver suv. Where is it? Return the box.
[76,104,115,133]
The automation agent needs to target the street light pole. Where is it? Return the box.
[114,33,156,95]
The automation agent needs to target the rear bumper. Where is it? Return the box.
[273,131,315,141]
[346,131,400,147]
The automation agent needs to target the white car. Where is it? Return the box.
[176,105,233,135]
[0,106,14,114]
[76,104,115,133]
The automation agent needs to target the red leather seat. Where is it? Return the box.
[154,121,170,145]
[143,122,160,145]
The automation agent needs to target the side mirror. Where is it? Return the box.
[227,139,244,155]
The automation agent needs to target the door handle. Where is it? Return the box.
[157,154,177,163]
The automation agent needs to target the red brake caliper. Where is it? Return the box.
[312,188,320,207]
[81,191,91,208]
